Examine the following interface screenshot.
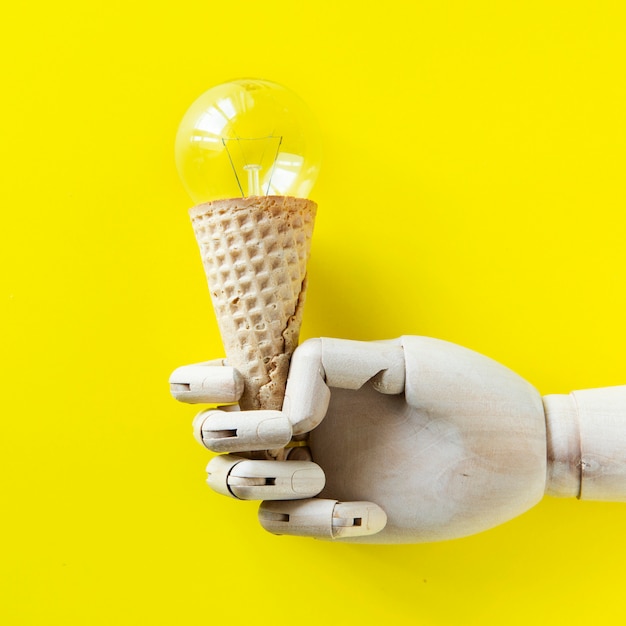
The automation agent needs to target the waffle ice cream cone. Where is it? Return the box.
[190,196,317,411]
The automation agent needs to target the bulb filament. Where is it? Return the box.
[244,164,262,196]
[222,135,283,198]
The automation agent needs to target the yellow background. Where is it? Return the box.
[2,1,626,624]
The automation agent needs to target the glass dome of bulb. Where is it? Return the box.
[175,79,322,204]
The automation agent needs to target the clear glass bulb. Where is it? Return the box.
[175,79,322,204]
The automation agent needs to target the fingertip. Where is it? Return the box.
[192,410,210,448]
[169,364,244,404]
[205,454,244,498]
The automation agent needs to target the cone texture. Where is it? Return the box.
[190,196,317,411]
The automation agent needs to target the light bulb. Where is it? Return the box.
[175,78,321,203]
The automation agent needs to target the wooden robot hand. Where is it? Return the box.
[169,336,626,544]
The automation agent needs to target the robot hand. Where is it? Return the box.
[170,336,626,544]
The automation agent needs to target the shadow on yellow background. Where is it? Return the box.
[2,1,625,624]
